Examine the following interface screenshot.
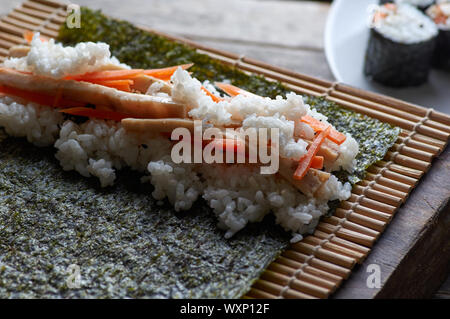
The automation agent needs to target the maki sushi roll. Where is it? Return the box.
[365,3,438,87]
[426,2,450,69]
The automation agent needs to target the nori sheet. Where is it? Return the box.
[433,29,450,70]
[0,135,289,298]
[0,8,400,298]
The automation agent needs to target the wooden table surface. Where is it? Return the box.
[1,0,448,298]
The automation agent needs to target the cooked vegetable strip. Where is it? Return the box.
[23,30,47,44]
[310,156,324,170]
[201,86,224,102]
[208,138,246,154]
[300,115,346,145]
[65,64,193,82]
[60,107,132,121]
[65,69,144,81]
[122,118,195,133]
[142,64,193,79]
[0,85,84,108]
[294,126,331,180]
[215,82,258,97]
[91,79,134,92]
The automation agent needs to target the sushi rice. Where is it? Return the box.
[0,35,359,241]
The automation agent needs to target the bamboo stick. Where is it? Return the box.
[8,11,44,26]
[291,242,356,269]
[334,208,386,232]
[15,6,58,21]
[348,194,397,214]
[267,262,337,291]
[400,130,447,149]
[340,201,392,222]
[23,1,56,13]
[391,143,434,162]
[280,251,351,278]
[380,161,425,179]
[396,135,441,154]
[252,279,316,299]
[313,229,371,255]
[353,184,403,207]
[274,257,343,285]
[385,151,431,172]
[368,165,418,186]
[31,0,64,8]
[365,172,412,193]
[322,216,380,238]
[359,180,408,202]
[317,222,376,247]
[246,288,277,299]
[335,83,450,126]
[261,270,331,298]
[302,236,365,263]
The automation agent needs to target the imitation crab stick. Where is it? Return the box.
[65,64,193,82]
[294,126,331,180]
[300,115,346,145]
[0,85,84,108]
[60,107,133,122]
[215,82,257,98]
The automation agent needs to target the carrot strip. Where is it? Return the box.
[91,79,134,92]
[310,156,324,170]
[142,63,193,79]
[294,126,331,180]
[59,107,132,122]
[300,115,346,145]
[66,64,193,82]
[201,86,224,102]
[65,69,145,82]
[209,138,245,153]
[215,82,257,97]
[23,30,47,44]
[0,85,84,108]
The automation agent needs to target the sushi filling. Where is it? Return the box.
[0,34,359,241]
[427,2,450,29]
[372,3,438,44]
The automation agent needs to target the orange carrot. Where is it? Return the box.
[209,138,245,154]
[0,85,84,108]
[59,107,132,122]
[66,64,193,82]
[201,86,225,102]
[294,126,331,180]
[23,30,47,44]
[300,115,346,145]
[91,79,134,92]
[65,69,145,82]
[142,63,193,79]
[215,82,257,97]
[310,156,324,170]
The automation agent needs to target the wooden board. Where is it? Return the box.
[0,0,449,298]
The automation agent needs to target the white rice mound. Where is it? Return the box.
[3,33,129,78]
[374,4,438,44]
[0,95,63,147]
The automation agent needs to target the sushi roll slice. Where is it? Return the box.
[364,3,438,87]
[426,2,450,69]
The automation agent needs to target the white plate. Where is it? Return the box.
[325,0,450,115]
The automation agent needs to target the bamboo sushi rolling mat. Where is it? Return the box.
[0,0,449,299]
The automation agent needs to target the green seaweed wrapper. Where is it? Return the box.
[0,8,399,299]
